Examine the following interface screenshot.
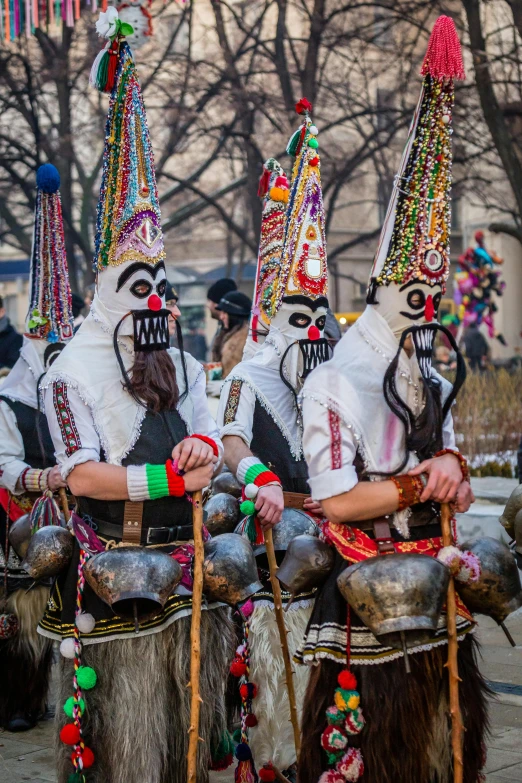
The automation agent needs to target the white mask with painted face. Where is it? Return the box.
[268,298,329,390]
[95,259,168,351]
[373,281,443,338]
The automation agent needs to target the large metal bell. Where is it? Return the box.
[203,533,262,606]
[211,471,242,498]
[84,547,182,621]
[236,507,319,557]
[276,535,335,594]
[8,514,32,559]
[337,553,449,650]
[500,485,522,541]
[204,493,240,535]
[456,537,522,624]
[21,525,74,579]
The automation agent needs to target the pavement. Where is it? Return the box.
[3,477,522,782]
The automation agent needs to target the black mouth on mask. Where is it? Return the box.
[133,309,170,352]
[412,325,436,379]
[299,337,331,379]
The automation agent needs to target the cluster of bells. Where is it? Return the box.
[7,473,522,669]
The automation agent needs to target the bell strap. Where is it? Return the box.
[122,500,143,544]
[282,491,309,510]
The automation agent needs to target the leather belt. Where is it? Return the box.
[283,491,308,510]
[88,518,194,545]
[350,512,439,555]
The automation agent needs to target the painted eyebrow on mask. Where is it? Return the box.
[282,294,329,311]
[116,261,166,292]
[398,279,439,293]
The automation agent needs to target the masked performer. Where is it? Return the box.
[0,164,73,732]
[217,106,331,773]
[296,18,489,783]
[38,19,233,783]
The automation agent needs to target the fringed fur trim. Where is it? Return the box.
[247,603,312,770]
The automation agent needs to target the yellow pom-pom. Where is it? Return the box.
[269,186,289,204]
[334,691,347,711]
[347,694,360,711]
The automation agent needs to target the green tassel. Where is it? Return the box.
[286,127,302,156]
[96,51,110,92]
[232,727,242,743]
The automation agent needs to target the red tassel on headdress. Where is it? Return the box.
[105,38,120,92]
[257,167,271,198]
[420,15,465,80]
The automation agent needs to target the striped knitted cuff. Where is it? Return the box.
[237,457,264,485]
[127,463,185,502]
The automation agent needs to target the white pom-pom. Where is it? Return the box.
[60,637,76,659]
[442,114,450,125]
[309,125,319,136]
[76,612,96,634]
[244,483,259,499]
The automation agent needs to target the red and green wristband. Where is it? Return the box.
[127,462,185,502]
[238,459,281,516]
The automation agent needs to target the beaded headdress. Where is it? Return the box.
[270,98,328,316]
[369,16,465,293]
[91,16,164,274]
[26,164,74,343]
[244,158,289,355]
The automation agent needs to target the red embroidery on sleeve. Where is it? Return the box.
[53,382,82,457]
[328,407,342,470]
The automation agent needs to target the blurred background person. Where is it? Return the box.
[463,321,489,372]
[206,278,237,362]
[0,296,22,371]
[216,290,251,378]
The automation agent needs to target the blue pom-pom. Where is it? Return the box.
[235,742,252,762]
[36,164,60,194]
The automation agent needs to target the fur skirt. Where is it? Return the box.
[55,607,235,783]
[247,602,312,770]
[0,585,53,726]
[298,634,490,783]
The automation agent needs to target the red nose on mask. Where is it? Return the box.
[308,325,321,341]
[148,294,162,312]
[424,295,435,322]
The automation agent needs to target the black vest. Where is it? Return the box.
[77,408,193,529]
[250,402,309,494]
[0,396,55,469]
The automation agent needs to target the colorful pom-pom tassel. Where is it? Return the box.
[334,688,360,712]
[338,671,357,691]
[60,723,81,745]
[244,713,258,728]
[63,696,85,718]
[344,707,365,736]
[76,665,97,690]
[337,747,364,781]
[308,137,319,149]
[259,765,276,782]
[230,659,247,678]
[325,704,345,726]
[321,724,348,754]
[240,499,256,516]
[71,745,95,769]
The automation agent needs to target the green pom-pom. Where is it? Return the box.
[232,727,242,744]
[76,665,97,690]
[63,696,85,718]
[67,774,84,783]
[326,751,343,766]
[308,137,319,149]
[240,499,256,516]
[325,705,345,726]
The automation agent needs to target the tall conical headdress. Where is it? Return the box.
[89,11,169,351]
[243,158,289,358]
[91,17,164,274]
[26,164,74,342]
[270,98,328,316]
[369,16,465,294]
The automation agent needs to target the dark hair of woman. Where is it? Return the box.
[129,350,179,413]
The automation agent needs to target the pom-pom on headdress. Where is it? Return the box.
[27,164,74,342]
[369,16,465,294]
[90,10,165,276]
[243,158,289,357]
[268,98,328,318]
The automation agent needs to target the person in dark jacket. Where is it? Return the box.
[207,278,237,362]
[0,297,22,370]
[463,322,489,371]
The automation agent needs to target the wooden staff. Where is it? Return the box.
[264,526,301,761]
[187,489,204,783]
[441,502,464,783]
[59,488,71,523]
